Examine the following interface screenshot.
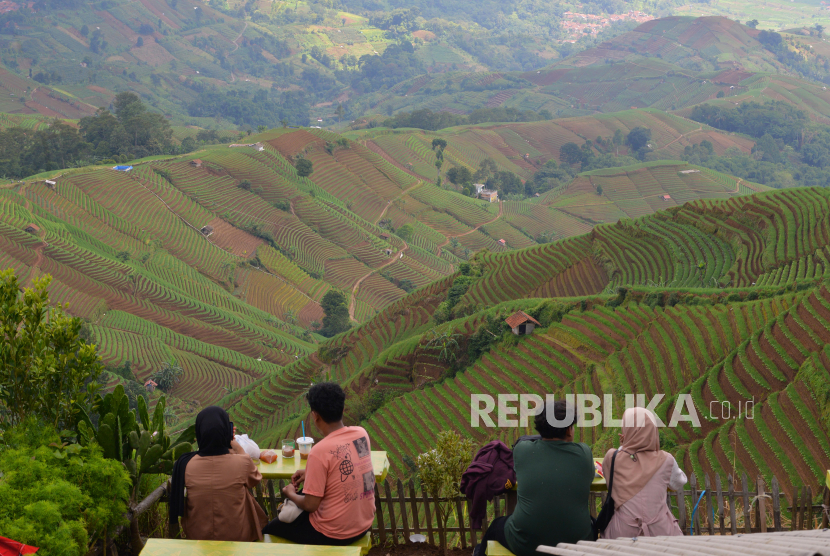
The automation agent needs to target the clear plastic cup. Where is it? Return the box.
[282,439,295,458]
[297,437,314,459]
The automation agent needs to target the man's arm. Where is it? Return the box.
[281,483,322,513]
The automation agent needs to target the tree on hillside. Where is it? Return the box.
[560,142,583,166]
[396,223,414,241]
[626,127,652,151]
[296,158,313,177]
[0,270,101,429]
[446,166,473,187]
[613,129,624,155]
[150,361,183,393]
[320,290,350,337]
[747,19,759,29]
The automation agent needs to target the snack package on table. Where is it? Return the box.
[259,449,279,464]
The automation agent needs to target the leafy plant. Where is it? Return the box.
[150,361,183,393]
[0,270,101,430]
[0,419,131,556]
[417,430,474,554]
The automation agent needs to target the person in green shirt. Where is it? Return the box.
[473,400,595,556]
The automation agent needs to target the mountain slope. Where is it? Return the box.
[0,119,764,420]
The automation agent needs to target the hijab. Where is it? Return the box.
[169,406,234,525]
[602,407,668,508]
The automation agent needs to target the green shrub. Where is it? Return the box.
[0,420,131,556]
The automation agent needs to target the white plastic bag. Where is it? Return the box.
[278,499,302,523]
[234,434,260,459]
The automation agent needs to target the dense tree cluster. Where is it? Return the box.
[320,290,351,337]
[187,89,310,128]
[0,93,180,178]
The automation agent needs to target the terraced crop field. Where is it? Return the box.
[227,186,830,504]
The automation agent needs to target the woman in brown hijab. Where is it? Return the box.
[601,407,687,538]
[169,406,267,541]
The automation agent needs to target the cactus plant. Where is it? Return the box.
[74,384,195,550]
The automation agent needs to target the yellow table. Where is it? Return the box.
[141,539,362,556]
[257,450,389,482]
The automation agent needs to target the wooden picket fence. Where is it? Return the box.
[250,472,830,547]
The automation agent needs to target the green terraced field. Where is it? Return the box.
[226,186,830,505]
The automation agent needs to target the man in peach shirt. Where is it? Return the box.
[262,382,375,544]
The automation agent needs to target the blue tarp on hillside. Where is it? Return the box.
[113,165,133,171]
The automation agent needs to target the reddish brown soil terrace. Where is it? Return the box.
[267,129,324,159]
[205,217,263,258]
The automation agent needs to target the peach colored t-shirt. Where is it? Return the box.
[303,426,376,539]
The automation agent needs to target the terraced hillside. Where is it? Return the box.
[0,119,765,417]
[357,110,756,182]
[228,186,830,501]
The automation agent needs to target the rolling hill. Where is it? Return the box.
[353,16,830,124]
[225,185,830,501]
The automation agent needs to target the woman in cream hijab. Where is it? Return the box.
[601,407,687,538]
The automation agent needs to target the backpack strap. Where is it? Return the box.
[607,450,618,498]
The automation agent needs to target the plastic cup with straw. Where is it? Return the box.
[298,419,314,460]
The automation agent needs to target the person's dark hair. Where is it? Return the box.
[534,399,576,439]
[307,382,345,423]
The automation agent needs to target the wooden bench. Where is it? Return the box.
[141,538,362,556]
[486,541,516,556]
[262,532,372,556]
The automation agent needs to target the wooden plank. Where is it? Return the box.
[456,498,468,549]
[468,498,478,546]
[409,481,421,535]
[422,484,436,546]
[822,485,830,529]
[384,480,397,541]
[806,486,813,530]
[267,479,279,518]
[494,494,502,518]
[397,479,410,540]
[677,484,687,533]
[772,476,782,532]
[716,475,725,535]
[704,475,715,536]
[690,473,700,535]
[741,473,751,534]
[793,485,801,531]
[757,476,767,533]
[374,483,386,546]
[728,475,737,535]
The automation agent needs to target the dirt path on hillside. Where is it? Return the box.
[348,240,409,322]
[375,180,423,225]
[435,200,503,256]
[656,125,703,151]
[229,22,248,83]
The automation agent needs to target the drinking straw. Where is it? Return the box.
[302,420,305,439]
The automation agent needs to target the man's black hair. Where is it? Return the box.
[534,399,576,439]
[307,382,345,423]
